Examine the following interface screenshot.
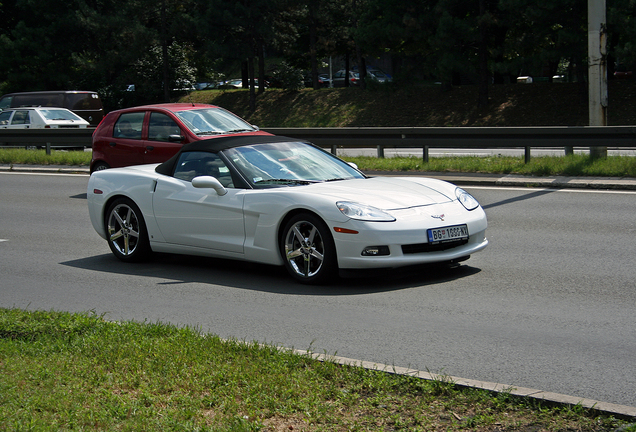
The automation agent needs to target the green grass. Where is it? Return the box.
[0,308,630,431]
[1,148,635,178]
[344,154,636,177]
[0,148,91,166]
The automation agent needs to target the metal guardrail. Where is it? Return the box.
[1,126,635,161]
[264,126,636,162]
[0,128,94,155]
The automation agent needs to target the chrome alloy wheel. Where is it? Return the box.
[107,202,142,257]
[284,220,326,279]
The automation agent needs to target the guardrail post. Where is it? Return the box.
[423,146,429,163]
[46,143,51,156]
[377,145,384,158]
[331,145,337,155]
[565,146,573,156]
[524,146,531,163]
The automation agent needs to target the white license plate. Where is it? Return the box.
[427,224,469,243]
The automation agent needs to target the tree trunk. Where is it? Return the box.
[478,0,489,108]
[258,42,265,95]
[309,4,319,90]
[356,45,367,90]
[248,57,256,112]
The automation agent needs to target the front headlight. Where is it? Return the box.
[456,187,480,211]
[336,201,396,222]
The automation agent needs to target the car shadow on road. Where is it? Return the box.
[61,253,481,296]
[481,189,556,210]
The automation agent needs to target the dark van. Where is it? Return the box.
[0,91,104,126]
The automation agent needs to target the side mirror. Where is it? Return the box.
[348,162,359,170]
[192,176,227,196]
[169,134,184,143]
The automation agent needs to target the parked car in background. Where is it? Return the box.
[350,66,393,84]
[614,70,634,78]
[194,82,220,90]
[304,73,332,88]
[0,91,103,125]
[0,107,90,129]
[219,79,267,89]
[90,103,270,172]
[332,70,360,87]
[366,68,393,83]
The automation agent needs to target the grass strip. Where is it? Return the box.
[1,149,635,178]
[0,308,632,431]
[0,148,91,166]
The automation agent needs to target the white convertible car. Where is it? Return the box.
[87,135,488,284]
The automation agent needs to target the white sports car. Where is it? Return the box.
[87,135,488,284]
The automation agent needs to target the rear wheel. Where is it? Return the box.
[280,213,337,284]
[105,198,150,262]
[91,161,110,173]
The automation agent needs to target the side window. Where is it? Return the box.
[11,110,30,125]
[173,151,234,187]
[148,112,181,142]
[0,111,12,125]
[0,96,12,110]
[114,112,143,139]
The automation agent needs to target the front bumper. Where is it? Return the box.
[332,203,488,270]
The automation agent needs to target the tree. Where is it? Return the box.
[608,0,636,70]
[499,0,588,82]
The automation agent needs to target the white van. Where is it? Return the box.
[0,91,103,126]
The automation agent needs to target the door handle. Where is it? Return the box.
[109,142,116,147]
[146,146,154,152]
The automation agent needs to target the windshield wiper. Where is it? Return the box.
[226,128,254,133]
[254,178,319,185]
[195,131,223,136]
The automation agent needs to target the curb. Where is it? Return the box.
[294,350,636,420]
[0,164,90,175]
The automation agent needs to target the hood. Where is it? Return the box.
[307,177,455,210]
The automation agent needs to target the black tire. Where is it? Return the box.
[91,161,110,173]
[105,198,151,262]
[280,213,337,284]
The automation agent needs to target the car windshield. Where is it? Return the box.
[223,141,365,188]
[174,107,256,136]
[40,109,84,121]
[369,70,388,79]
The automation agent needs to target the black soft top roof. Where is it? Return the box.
[155,134,305,176]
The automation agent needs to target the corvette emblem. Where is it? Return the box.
[431,214,445,221]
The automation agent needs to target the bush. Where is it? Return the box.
[270,62,304,91]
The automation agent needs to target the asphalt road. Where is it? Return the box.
[1,172,635,408]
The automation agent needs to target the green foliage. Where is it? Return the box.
[343,154,636,178]
[1,0,634,107]
[0,149,91,166]
[270,62,304,90]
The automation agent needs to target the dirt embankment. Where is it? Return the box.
[189,79,636,128]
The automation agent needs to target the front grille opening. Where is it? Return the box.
[402,239,469,254]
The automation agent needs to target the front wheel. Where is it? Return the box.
[280,213,337,284]
[105,198,151,262]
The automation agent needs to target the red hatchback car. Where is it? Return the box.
[90,103,270,172]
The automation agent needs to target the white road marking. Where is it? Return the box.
[466,185,636,195]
